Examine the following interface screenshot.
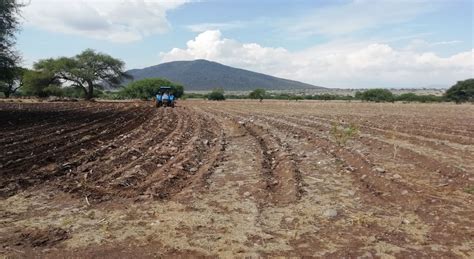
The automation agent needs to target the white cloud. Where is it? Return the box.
[160,30,474,88]
[22,0,189,43]
[161,30,288,67]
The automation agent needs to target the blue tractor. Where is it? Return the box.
[155,86,175,108]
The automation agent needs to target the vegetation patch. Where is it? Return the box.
[119,78,184,100]
[208,88,226,101]
[330,122,360,146]
[464,186,474,194]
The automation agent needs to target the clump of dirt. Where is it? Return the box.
[10,227,69,248]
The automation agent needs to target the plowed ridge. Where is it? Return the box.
[0,100,472,258]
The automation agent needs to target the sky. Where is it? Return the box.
[16,0,474,88]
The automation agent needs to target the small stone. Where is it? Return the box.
[137,194,150,201]
[284,217,294,223]
[243,192,251,197]
[361,174,367,180]
[190,167,198,173]
[392,174,402,179]
[202,139,209,146]
[402,219,410,224]
[81,135,93,141]
[401,190,409,195]
[323,209,338,219]
[346,166,356,172]
[373,167,385,174]
[131,156,138,160]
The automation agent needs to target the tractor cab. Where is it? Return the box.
[156,86,175,108]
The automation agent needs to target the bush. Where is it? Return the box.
[62,87,84,98]
[445,79,474,103]
[119,78,184,100]
[330,123,359,146]
[396,93,418,102]
[396,93,443,103]
[249,88,266,101]
[182,93,206,99]
[289,95,304,101]
[266,93,291,100]
[360,89,395,102]
[43,85,64,97]
[208,88,226,101]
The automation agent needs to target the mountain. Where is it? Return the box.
[125,59,323,91]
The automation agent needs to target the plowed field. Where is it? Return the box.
[1,100,473,257]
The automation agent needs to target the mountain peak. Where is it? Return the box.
[127,60,324,91]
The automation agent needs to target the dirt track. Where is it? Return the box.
[1,100,473,257]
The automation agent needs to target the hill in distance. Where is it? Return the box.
[126,59,324,91]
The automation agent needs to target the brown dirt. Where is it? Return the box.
[0,100,473,258]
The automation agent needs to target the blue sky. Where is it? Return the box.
[17,0,473,88]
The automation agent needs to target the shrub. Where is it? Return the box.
[208,88,226,101]
[119,78,184,100]
[396,93,418,102]
[249,88,266,101]
[330,123,359,146]
[465,186,474,194]
[182,93,206,99]
[43,85,64,97]
[266,93,290,100]
[396,93,443,103]
[445,79,474,103]
[289,95,304,101]
[360,89,395,102]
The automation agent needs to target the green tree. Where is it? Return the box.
[1,0,23,89]
[21,70,61,97]
[119,78,184,100]
[445,79,474,103]
[208,88,226,101]
[0,66,26,98]
[396,93,443,103]
[249,88,266,102]
[396,93,418,102]
[360,89,395,102]
[34,49,130,100]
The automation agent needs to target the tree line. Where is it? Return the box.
[191,81,474,103]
